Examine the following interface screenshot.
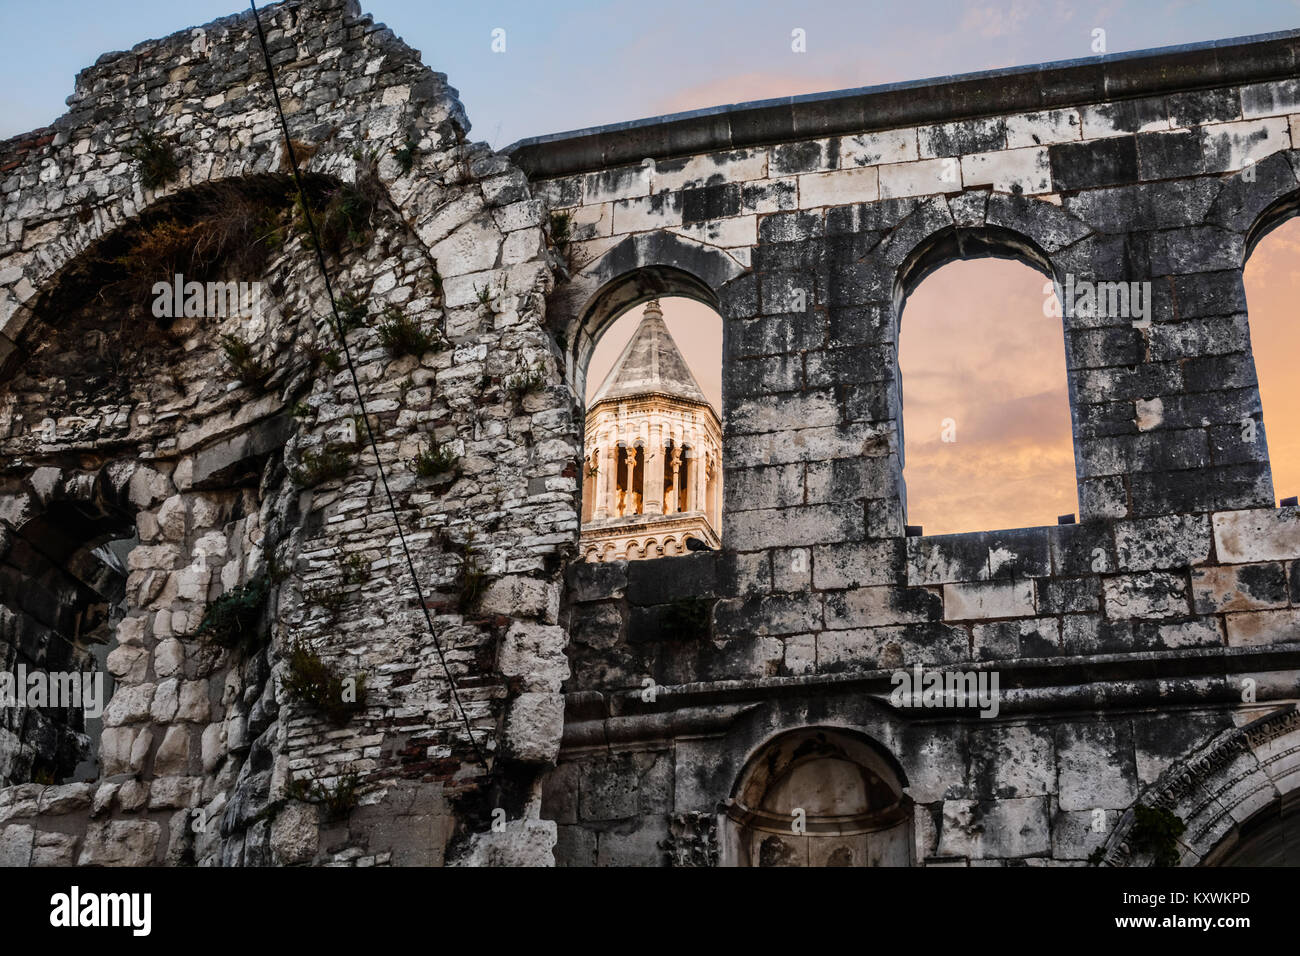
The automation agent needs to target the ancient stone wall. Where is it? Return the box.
[4,3,1300,868]
[0,0,574,866]
[510,32,1300,865]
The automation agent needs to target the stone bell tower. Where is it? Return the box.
[580,300,722,560]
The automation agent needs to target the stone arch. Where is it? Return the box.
[1230,168,1300,503]
[1095,705,1300,866]
[885,208,1084,527]
[552,231,745,399]
[721,725,914,867]
[0,0,518,373]
[893,221,1061,315]
[1208,149,1300,250]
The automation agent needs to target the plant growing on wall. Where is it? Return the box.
[410,434,459,478]
[290,445,356,487]
[549,210,571,249]
[335,291,369,333]
[196,575,270,648]
[377,306,445,357]
[392,134,420,174]
[220,334,273,389]
[456,531,489,614]
[1128,804,1186,867]
[126,129,180,189]
[286,770,361,820]
[341,554,370,586]
[504,360,546,403]
[283,641,368,725]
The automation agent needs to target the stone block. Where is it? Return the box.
[943,581,1035,621]
[1213,507,1300,563]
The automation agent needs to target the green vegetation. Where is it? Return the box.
[377,306,445,357]
[410,434,459,478]
[1129,804,1186,867]
[283,641,368,725]
[505,361,546,401]
[196,575,270,649]
[392,135,420,174]
[293,162,383,255]
[286,770,361,820]
[336,291,368,333]
[290,445,356,487]
[342,554,370,586]
[549,210,571,249]
[126,129,180,189]
[220,334,272,389]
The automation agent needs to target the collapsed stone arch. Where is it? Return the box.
[0,0,513,370]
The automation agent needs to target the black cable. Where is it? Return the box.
[249,0,490,774]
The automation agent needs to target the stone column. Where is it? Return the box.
[667,445,682,514]
[595,441,615,519]
[644,421,665,514]
[624,443,639,515]
[697,446,708,515]
[689,446,705,513]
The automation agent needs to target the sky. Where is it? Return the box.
[3,1,1298,535]
[5,1,1300,146]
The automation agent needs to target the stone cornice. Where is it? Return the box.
[506,28,1300,179]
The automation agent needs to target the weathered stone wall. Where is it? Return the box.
[0,0,574,866]
[4,4,1300,868]
[511,32,1300,864]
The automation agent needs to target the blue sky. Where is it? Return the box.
[2,1,1299,147]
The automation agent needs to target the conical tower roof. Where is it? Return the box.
[590,300,711,407]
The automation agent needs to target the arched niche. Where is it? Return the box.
[721,726,914,867]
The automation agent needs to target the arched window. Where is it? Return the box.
[898,251,1077,535]
[1243,216,1300,504]
[722,727,913,867]
[580,295,723,559]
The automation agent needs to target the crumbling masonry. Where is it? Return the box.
[2,1,1300,865]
